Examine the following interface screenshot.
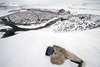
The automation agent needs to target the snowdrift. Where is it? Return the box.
[0,28,100,67]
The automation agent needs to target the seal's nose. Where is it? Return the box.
[45,46,54,56]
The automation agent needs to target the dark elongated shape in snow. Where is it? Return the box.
[0,16,62,38]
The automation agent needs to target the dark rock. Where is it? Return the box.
[61,17,67,21]
[2,29,15,38]
[67,10,71,14]
[79,16,85,19]
[45,46,54,56]
[58,9,65,13]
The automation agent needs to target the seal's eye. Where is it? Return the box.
[55,52,57,54]
[60,50,62,52]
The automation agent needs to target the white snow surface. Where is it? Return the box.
[0,28,100,67]
[0,0,100,67]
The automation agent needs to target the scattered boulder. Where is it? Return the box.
[61,17,67,21]
[58,9,71,15]
[67,10,71,14]
[79,16,85,20]
[58,9,65,13]
[2,28,15,38]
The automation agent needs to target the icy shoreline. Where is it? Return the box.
[0,8,100,38]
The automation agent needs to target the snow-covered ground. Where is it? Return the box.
[1,0,100,16]
[0,0,100,67]
[17,0,100,15]
[0,28,100,67]
[0,3,21,17]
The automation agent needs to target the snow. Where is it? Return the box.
[0,0,100,67]
[0,3,21,17]
[16,0,100,15]
[0,28,100,67]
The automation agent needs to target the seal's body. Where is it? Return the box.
[49,45,84,67]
